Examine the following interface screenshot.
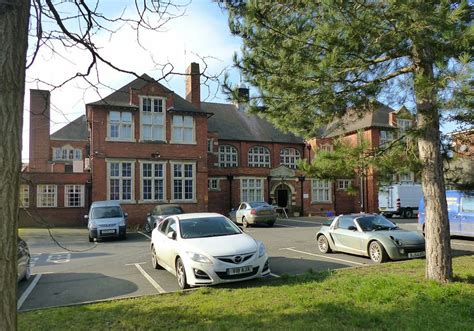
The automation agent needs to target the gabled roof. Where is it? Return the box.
[322,103,397,138]
[87,74,205,114]
[50,115,88,141]
[202,102,304,144]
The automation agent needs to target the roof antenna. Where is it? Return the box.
[184,42,187,69]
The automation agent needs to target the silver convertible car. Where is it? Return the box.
[316,214,425,263]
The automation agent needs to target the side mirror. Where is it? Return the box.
[348,225,357,231]
[153,221,158,229]
[230,208,234,212]
[167,231,177,240]
[147,213,151,217]
[84,215,89,219]
[124,213,128,218]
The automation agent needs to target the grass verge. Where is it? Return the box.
[20,255,474,330]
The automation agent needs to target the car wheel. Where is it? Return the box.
[369,241,388,263]
[268,221,275,227]
[88,234,94,242]
[317,235,332,254]
[176,257,189,289]
[121,231,127,240]
[403,209,413,218]
[242,217,249,228]
[385,214,393,219]
[23,255,31,282]
[151,245,163,270]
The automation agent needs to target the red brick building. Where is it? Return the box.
[21,63,417,226]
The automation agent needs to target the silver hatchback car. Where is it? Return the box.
[229,201,277,227]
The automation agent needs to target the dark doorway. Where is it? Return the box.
[276,188,289,208]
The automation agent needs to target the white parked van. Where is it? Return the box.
[85,201,127,241]
[378,184,423,218]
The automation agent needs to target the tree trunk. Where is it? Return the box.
[415,57,452,283]
[0,1,30,329]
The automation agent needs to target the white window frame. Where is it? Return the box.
[64,185,85,207]
[280,148,301,169]
[107,160,135,202]
[380,130,395,146]
[248,146,271,168]
[171,161,196,202]
[20,185,29,208]
[171,115,195,144]
[52,146,82,161]
[140,161,166,202]
[311,179,332,203]
[140,96,166,142]
[397,119,412,132]
[240,177,264,203]
[208,178,220,191]
[219,145,238,167]
[108,111,134,141]
[207,139,214,153]
[37,185,57,208]
[337,179,352,190]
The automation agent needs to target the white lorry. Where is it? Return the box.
[378,184,423,218]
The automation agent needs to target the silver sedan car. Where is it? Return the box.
[229,202,277,227]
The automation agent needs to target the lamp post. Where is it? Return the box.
[227,175,234,211]
[298,176,306,216]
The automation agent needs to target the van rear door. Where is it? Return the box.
[459,195,474,237]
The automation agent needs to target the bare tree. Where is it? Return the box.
[0,1,221,329]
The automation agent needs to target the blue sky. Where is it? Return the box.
[23,0,462,160]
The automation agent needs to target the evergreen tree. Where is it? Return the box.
[226,0,473,283]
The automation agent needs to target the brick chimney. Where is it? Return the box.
[185,62,200,109]
[29,89,51,172]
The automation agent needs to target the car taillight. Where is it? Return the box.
[250,209,257,215]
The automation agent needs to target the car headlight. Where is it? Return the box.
[89,220,97,229]
[258,242,266,258]
[119,218,126,226]
[186,251,213,264]
[390,236,402,246]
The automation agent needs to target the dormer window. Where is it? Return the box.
[52,146,82,161]
[397,119,412,132]
[140,96,165,141]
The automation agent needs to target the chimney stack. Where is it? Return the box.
[235,84,249,112]
[29,89,51,172]
[185,62,200,109]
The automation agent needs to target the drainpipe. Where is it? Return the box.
[298,176,305,216]
[227,175,234,211]
[266,175,272,203]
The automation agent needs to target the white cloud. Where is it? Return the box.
[23,1,240,161]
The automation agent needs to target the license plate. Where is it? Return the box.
[100,229,116,234]
[408,251,425,258]
[227,266,253,275]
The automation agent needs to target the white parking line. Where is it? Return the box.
[279,219,324,225]
[138,231,151,240]
[283,247,366,266]
[275,224,297,228]
[134,263,166,294]
[18,274,42,310]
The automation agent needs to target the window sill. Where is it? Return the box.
[139,139,167,144]
[170,141,197,145]
[138,199,168,204]
[310,201,333,204]
[106,138,136,143]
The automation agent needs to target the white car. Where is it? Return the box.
[150,212,270,289]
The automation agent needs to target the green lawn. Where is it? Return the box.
[20,256,474,331]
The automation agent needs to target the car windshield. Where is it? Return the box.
[180,216,241,239]
[160,206,183,215]
[91,206,122,219]
[357,215,397,231]
[249,202,270,208]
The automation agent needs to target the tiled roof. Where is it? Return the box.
[50,115,88,141]
[202,102,304,144]
[322,102,397,138]
[87,74,205,114]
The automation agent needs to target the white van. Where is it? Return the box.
[85,201,127,241]
[378,184,423,218]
